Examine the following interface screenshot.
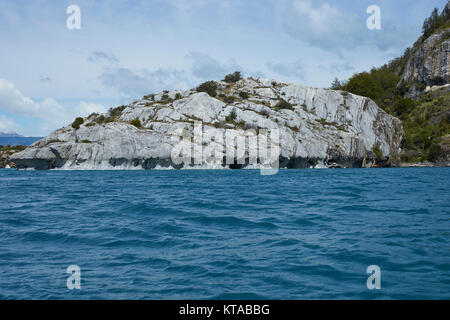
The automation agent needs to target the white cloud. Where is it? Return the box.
[280,0,362,50]
[277,0,406,52]
[169,0,241,9]
[87,51,119,65]
[294,1,342,33]
[187,51,241,81]
[0,115,20,133]
[39,76,51,83]
[266,59,305,81]
[99,67,194,98]
[77,102,107,115]
[0,79,106,135]
[98,51,257,97]
[0,79,66,119]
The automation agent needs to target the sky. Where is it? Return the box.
[0,0,448,136]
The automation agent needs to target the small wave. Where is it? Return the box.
[186,215,278,230]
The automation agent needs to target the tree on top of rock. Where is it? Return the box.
[223,71,242,83]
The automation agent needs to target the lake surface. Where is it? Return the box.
[0,137,42,147]
[0,168,449,299]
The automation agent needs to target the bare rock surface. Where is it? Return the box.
[12,78,403,170]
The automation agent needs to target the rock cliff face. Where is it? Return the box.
[401,29,449,85]
[401,3,450,89]
[12,78,403,170]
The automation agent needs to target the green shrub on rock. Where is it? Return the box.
[236,120,246,128]
[372,143,383,159]
[274,99,294,111]
[109,105,127,118]
[239,91,249,99]
[196,81,218,97]
[95,115,114,124]
[130,118,142,128]
[71,117,84,130]
[223,71,242,83]
[225,109,237,122]
[224,96,235,104]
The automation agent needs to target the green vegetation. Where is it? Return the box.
[235,120,246,128]
[334,62,449,161]
[196,81,218,97]
[223,71,242,83]
[315,118,338,127]
[422,7,449,38]
[95,115,114,124]
[335,65,401,112]
[401,90,450,161]
[239,91,249,99]
[42,139,64,147]
[241,122,259,131]
[213,121,226,129]
[428,143,444,162]
[260,109,270,118]
[274,99,294,111]
[372,143,383,159]
[316,118,327,126]
[175,93,183,100]
[86,105,126,127]
[393,98,415,117]
[217,94,235,103]
[0,144,26,155]
[331,78,342,90]
[71,117,84,130]
[81,139,92,143]
[222,109,252,128]
[225,109,237,122]
[143,94,155,101]
[109,105,127,118]
[331,6,450,163]
[161,91,171,102]
[224,96,235,104]
[130,118,142,128]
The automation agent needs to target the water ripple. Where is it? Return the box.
[0,168,449,299]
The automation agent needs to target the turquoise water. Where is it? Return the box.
[0,168,449,299]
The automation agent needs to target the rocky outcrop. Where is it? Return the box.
[0,151,17,169]
[11,78,403,170]
[400,3,450,93]
[401,29,449,85]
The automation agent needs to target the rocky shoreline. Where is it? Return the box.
[11,78,404,170]
[2,159,448,170]
[0,150,17,169]
[400,161,450,168]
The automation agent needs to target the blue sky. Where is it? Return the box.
[0,0,448,136]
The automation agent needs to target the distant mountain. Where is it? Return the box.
[0,132,24,138]
[0,136,43,147]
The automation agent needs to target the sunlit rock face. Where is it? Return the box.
[12,78,403,170]
[401,4,450,91]
[401,29,450,86]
